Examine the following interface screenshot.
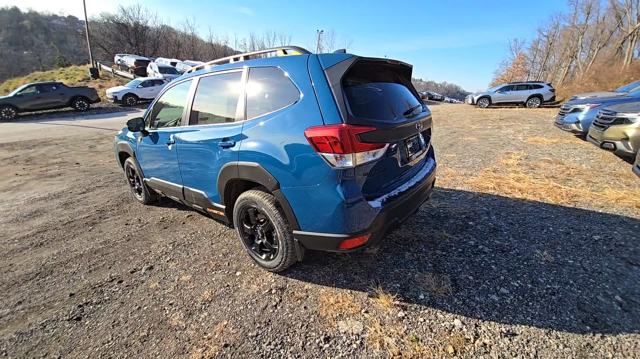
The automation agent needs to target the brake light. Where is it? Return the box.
[338,234,371,250]
[304,124,388,168]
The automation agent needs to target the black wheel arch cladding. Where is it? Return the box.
[218,162,300,230]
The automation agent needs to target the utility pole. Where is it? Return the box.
[83,0,98,78]
[316,29,324,54]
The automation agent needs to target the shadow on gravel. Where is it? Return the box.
[287,188,640,334]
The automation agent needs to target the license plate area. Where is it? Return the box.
[404,133,426,162]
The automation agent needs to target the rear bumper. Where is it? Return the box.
[294,157,437,252]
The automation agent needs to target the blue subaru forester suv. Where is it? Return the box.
[114,46,437,272]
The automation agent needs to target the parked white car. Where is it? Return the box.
[154,57,181,67]
[105,77,169,106]
[175,60,204,74]
[146,62,181,80]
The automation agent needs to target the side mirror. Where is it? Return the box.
[126,117,147,134]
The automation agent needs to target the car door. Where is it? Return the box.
[512,84,531,102]
[135,79,194,201]
[149,79,167,99]
[13,85,41,110]
[137,80,157,100]
[175,69,245,208]
[36,84,66,108]
[492,85,514,103]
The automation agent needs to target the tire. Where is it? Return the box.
[476,97,491,108]
[233,189,302,272]
[0,105,17,121]
[122,94,138,107]
[123,157,158,205]
[71,97,90,112]
[525,96,542,109]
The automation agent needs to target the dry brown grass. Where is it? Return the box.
[0,64,126,98]
[525,136,579,146]
[464,152,640,215]
[317,290,362,321]
[371,286,399,310]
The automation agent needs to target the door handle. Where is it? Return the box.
[166,135,175,146]
[219,140,236,148]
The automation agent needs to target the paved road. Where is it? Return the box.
[0,109,144,144]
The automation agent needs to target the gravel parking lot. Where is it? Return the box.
[0,105,638,358]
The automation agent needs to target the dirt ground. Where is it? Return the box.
[1,105,639,358]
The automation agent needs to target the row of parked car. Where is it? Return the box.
[554,80,640,178]
[114,54,204,79]
[419,91,462,104]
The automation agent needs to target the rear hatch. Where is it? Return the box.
[326,57,433,200]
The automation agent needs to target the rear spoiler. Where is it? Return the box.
[320,55,416,123]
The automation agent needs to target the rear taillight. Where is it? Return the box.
[304,124,388,168]
[550,88,556,93]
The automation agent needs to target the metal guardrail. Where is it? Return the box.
[97,61,135,79]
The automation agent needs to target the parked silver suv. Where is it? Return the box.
[465,81,556,108]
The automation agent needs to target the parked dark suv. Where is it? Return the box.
[0,81,100,120]
[114,47,437,272]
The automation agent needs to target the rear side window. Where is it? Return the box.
[38,84,59,92]
[246,67,300,120]
[531,84,544,89]
[514,85,529,91]
[342,61,421,123]
[190,72,242,125]
[147,80,192,129]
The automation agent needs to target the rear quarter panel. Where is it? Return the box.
[238,56,344,232]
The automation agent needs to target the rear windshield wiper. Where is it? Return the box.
[403,104,423,117]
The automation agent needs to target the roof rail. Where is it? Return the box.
[186,46,311,74]
[508,81,543,84]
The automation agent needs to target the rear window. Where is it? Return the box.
[246,67,300,120]
[342,61,420,123]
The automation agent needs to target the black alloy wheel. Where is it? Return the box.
[0,106,17,121]
[72,97,90,111]
[238,206,280,261]
[125,162,144,201]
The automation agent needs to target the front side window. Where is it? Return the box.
[147,80,192,129]
[189,72,242,125]
[246,67,300,119]
[18,86,38,95]
[499,85,514,92]
[125,79,143,88]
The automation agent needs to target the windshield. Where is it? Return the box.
[125,79,143,88]
[9,84,30,96]
[486,85,502,92]
[615,80,640,93]
[159,66,179,75]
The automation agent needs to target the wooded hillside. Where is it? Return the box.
[493,0,640,98]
